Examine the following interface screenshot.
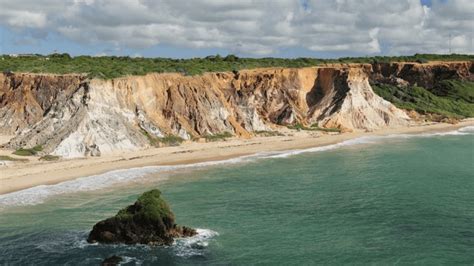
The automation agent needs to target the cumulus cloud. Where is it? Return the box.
[0,0,472,55]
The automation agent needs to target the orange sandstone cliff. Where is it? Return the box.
[0,61,471,157]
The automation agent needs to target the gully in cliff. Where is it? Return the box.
[87,189,196,245]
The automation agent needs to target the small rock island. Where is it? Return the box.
[87,189,196,245]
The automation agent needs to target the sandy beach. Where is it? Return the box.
[1,120,473,195]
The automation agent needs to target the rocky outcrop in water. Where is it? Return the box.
[101,255,123,266]
[87,189,196,245]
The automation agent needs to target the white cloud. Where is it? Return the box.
[0,0,472,55]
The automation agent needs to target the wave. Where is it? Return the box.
[0,155,258,209]
[34,230,91,253]
[261,136,376,159]
[173,228,219,257]
[120,256,144,265]
[262,125,474,159]
[0,126,472,209]
[458,125,474,133]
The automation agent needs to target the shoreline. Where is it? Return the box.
[1,120,473,196]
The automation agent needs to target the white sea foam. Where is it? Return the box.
[121,256,143,265]
[34,230,94,253]
[458,125,474,132]
[0,155,256,209]
[387,126,473,138]
[251,126,473,159]
[262,136,377,159]
[0,126,472,209]
[74,239,98,249]
[173,228,219,257]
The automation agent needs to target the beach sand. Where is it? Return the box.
[1,120,473,195]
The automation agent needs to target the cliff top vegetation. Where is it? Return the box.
[1,53,472,79]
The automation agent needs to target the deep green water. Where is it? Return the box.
[0,128,473,265]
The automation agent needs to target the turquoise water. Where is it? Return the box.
[0,128,473,265]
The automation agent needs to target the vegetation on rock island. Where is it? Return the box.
[87,189,196,245]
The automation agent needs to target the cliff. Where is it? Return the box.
[371,61,473,89]
[1,61,471,157]
[0,73,85,134]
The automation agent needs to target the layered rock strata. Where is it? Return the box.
[2,62,468,157]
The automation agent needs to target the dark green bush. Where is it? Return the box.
[224,54,238,62]
[416,58,428,64]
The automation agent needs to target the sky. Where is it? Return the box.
[0,0,472,58]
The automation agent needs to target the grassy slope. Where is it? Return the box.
[1,53,472,79]
[372,81,474,118]
[432,80,474,103]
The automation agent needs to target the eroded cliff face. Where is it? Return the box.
[0,63,427,157]
[310,67,409,130]
[371,61,473,89]
[0,73,85,134]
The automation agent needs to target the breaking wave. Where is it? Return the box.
[262,125,474,159]
[0,156,256,209]
[173,229,219,257]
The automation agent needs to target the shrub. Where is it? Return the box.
[416,58,429,64]
[50,53,71,59]
[0,155,28,162]
[13,149,36,156]
[39,155,60,161]
[254,130,284,137]
[141,130,161,147]
[287,123,310,131]
[12,145,43,156]
[287,123,341,132]
[204,132,233,142]
[224,54,238,62]
[141,130,184,147]
[33,145,43,152]
[309,124,341,133]
[159,135,184,146]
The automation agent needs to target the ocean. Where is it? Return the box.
[0,127,473,265]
